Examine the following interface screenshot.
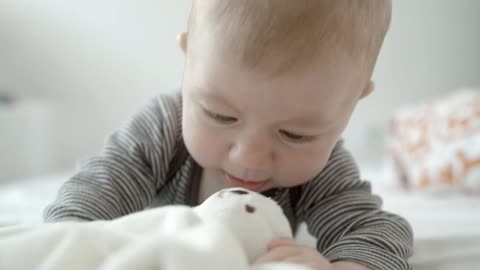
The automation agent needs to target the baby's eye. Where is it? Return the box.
[203,108,238,124]
[279,130,314,143]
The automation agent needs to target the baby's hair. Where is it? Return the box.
[187,0,392,76]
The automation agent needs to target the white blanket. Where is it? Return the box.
[2,170,480,269]
[0,188,310,270]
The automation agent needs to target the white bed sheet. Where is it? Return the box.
[1,168,480,269]
[362,167,480,240]
[365,166,480,269]
[297,166,480,269]
[0,172,68,226]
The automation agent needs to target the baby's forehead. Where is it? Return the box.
[188,0,392,76]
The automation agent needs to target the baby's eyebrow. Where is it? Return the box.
[194,87,240,111]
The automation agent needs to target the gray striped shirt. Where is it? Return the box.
[44,92,413,270]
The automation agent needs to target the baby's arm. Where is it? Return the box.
[298,142,413,270]
[44,94,182,222]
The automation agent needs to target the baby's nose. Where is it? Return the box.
[228,140,273,171]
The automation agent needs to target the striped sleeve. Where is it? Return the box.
[296,141,414,270]
[43,93,182,222]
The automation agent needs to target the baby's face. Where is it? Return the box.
[181,32,371,192]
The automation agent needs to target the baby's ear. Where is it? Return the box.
[360,80,375,99]
[177,32,188,54]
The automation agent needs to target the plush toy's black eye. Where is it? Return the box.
[232,190,249,195]
[245,204,256,213]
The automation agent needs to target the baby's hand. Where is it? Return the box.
[253,238,334,270]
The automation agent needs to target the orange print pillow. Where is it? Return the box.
[386,89,480,193]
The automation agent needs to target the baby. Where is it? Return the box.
[45,1,413,270]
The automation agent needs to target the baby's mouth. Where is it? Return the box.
[223,172,269,192]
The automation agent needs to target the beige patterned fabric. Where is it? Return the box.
[387,89,480,193]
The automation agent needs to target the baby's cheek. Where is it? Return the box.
[184,121,225,168]
[276,151,330,186]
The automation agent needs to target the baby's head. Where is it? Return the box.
[180,0,392,191]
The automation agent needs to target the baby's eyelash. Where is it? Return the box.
[279,130,315,143]
[203,108,238,124]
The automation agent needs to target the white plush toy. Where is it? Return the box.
[0,188,311,270]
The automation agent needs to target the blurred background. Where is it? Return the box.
[1,1,480,268]
[1,0,480,181]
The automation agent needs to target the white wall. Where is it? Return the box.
[0,0,479,180]
[343,0,480,163]
[0,0,191,180]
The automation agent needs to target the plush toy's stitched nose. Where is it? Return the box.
[218,189,249,198]
[245,204,256,213]
[231,190,249,195]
